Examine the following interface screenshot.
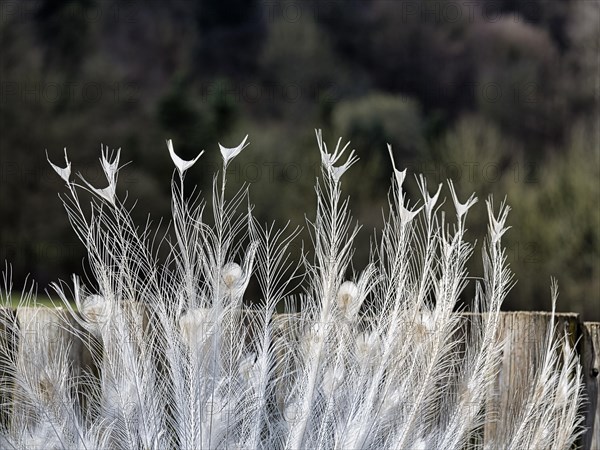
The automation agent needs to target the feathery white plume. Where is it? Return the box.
[6,132,584,449]
[179,307,212,347]
[487,196,512,244]
[321,365,345,396]
[355,331,381,367]
[222,262,243,290]
[417,173,443,220]
[219,134,249,165]
[316,129,358,181]
[167,138,204,177]
[77,145,121,204]
[448,178,477,220]
[80,294,111,337]
[387,143,407,190]
[388,144,423,223]
[336,280,361,320]
[46,148,71,183]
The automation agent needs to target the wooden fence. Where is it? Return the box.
[1,307,599,448]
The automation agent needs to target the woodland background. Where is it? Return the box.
[0,0,598,319]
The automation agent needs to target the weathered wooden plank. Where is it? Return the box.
[11,307,85,430]
[0,308,17,428]
[583,321,600,450]
[483,311,580,445]
[0,308,597,446]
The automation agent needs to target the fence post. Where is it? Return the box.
[0,308,17,428]
[1,307,598,446]
[483,311,580,445]
[583,321,600,450]
[11,307,84,429]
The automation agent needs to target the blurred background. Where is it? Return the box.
[0,0,598,319]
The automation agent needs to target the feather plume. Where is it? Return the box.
[0,131,584,449]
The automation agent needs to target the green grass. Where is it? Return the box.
[2,296,75,309]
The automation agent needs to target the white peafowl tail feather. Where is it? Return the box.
[0,131,584,449]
